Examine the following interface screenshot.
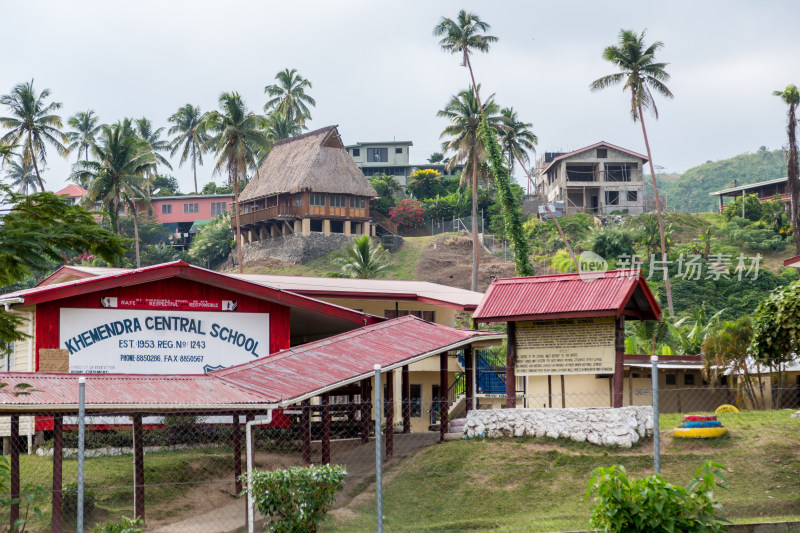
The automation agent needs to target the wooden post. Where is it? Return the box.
[52,414,63,533]
[506,322,517,409]
[9,414,19,531]
[401,366,411,433]
[359,380,371,444]
[301,399,311,463]
[613,317,625,408]
[439,352,449,442]
[321,394,331,465]
[244,413,254,524]
[465,345,474,413]
[385,369,394,458]
[548,375,553,408]
[232,414,242,494]
[133,414,145,523]
[561,375,566,409]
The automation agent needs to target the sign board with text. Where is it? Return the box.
[59,308,269,374]
[515,317,615,376]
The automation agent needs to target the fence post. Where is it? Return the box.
[77,377,86,533]
[374,364,383,533]
[651,355,660,474]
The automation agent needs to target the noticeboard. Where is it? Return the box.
[515,317,615,376]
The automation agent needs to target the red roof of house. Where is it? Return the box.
[0,316,503,413]
[472,270,661,323]
[54,184,87,198]
[540,141,649,176]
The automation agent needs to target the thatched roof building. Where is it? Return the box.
[240,126,377,201]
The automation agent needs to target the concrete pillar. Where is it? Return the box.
[439,353,449,442]
[283,222,292,235]
[344,221,351,236]
[371,223,377,237]
[465,345,474,413]
[322,219,331,236]
[506,322,517,409]
[354,223,362,235]
[294,220,302,234]
[259,225,268,241]
[302,218,311,236]
[270,224,279,238]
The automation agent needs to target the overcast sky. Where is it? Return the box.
[3,1,800,194]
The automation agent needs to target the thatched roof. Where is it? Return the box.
[240,126,377,201]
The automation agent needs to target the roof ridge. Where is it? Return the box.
[271,125,338,148]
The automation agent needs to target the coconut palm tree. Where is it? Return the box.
[203,92,269,273]
[4,155,37,195]
[590,29,675,315]
[773,84,800,253]
[66,110,101,163]
[499,107,537,175]
[168,104,207,194]
[72,119,156,267]
[0,142,17,168]
[334,234,390,279]
[0,80,67,191]
[135,117,173,171]
[264,68,316,127]
[433,10,497,96]
[438,86,501,291]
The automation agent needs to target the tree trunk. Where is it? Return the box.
[28,133,45,192]
[787,103,800,254]
[471,152,479,292]
[638,104,674,316]
[233,160,243,274]
[192,145,199,194]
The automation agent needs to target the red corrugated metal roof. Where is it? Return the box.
[212,315,503,404]
[0,316,503,412]
[54,184,87,197]
[472,270,661,323]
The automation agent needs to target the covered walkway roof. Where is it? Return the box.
[0,316,504,414]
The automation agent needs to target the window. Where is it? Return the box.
[626,190,638,202]
[605,163,635,182]
[184,203,199,214]
[161,204,172,215]
[296,196,303,206]
[604,191,619,205]
[210,202,227,216]
[665,374,676,385]
[684,374,695,386]
[367,147,388,162]
[410,385,422,417]
[596,148,608,158]
[352,148,360,157]
[350,197,365,208]
[310,194,325,206]
[331,195,346,208]
[384,309,435,322]
[395,147,403,154]
[566,165,595,182]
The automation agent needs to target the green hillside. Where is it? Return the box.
[651,147,787,213]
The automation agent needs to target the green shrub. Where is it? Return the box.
[94,516,144,533]
[587,227,635,261]
[63,482,96,521]
[585,461,729,532]
[247,464,347,532]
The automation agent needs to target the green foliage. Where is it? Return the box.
[389,198,425,228]
[139,243,180,267]
[550,249,577,273]
[717,217,786,253]
[333,235,390,279]
[525,213,594,257]
[751,280,800,369]
[151,174,181,196]
[94,516,144,533]
[369,174,403,217]
[0,454,45,532]
[247,464,347,533]
[186,213,233,269]
[722,193,763,221]
[423,189,471,221]
[587,227,635,262]
[407,168,446,200]
[634,213,671,257]
[585,462,729,533]
[667,304,724,355]
[63,482,96,522]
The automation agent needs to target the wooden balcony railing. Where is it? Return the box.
[235,205,304,226]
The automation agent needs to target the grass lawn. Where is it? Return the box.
[324,410,800,532]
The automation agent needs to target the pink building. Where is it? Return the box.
[147,194,233,224]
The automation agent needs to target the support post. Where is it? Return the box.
[651,356,660,474]
[232,414,242,494]
[133,414,145,523]
[401,365,411,433]
[613,317,625,408]
[52,414,63,533]
[9,414,19,531]
[374,365,383,533]
[439,352,449,442]
[465,345,474,413]
[301,399,311,463]
[506,322,517,409]
[385,369,394,458]
[244,413,254,525]
[360,380,371,444]
[77,378,86,531]
[561,375,566,408]
[321,393,331,465]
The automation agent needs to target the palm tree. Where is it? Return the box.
[71,119,156,267]
[438,86,501,291]
[0,142,17,168]
[264,68,316,127]
[66,110,101,162]
[499,107,537,175]
[0,80,66,191]
[773,84,800,253]
[135,117,173,171]
[203,92,269,273]
[334,235,390,279]
[4,155,37,195]
[433,10,497,95]
[168,104,207,194]
[590,29,675,315]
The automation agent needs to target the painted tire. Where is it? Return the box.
[673,427,728,438]
[680,421,722,428]
[684,415,717,422]
[715,404,740,414]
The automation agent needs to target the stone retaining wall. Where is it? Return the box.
[464,406,653,448]
[240,232,354,265]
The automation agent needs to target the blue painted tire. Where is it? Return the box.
[680,421,722,428]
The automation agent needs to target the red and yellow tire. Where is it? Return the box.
[673,427,728,439]
[684,415,717,422]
